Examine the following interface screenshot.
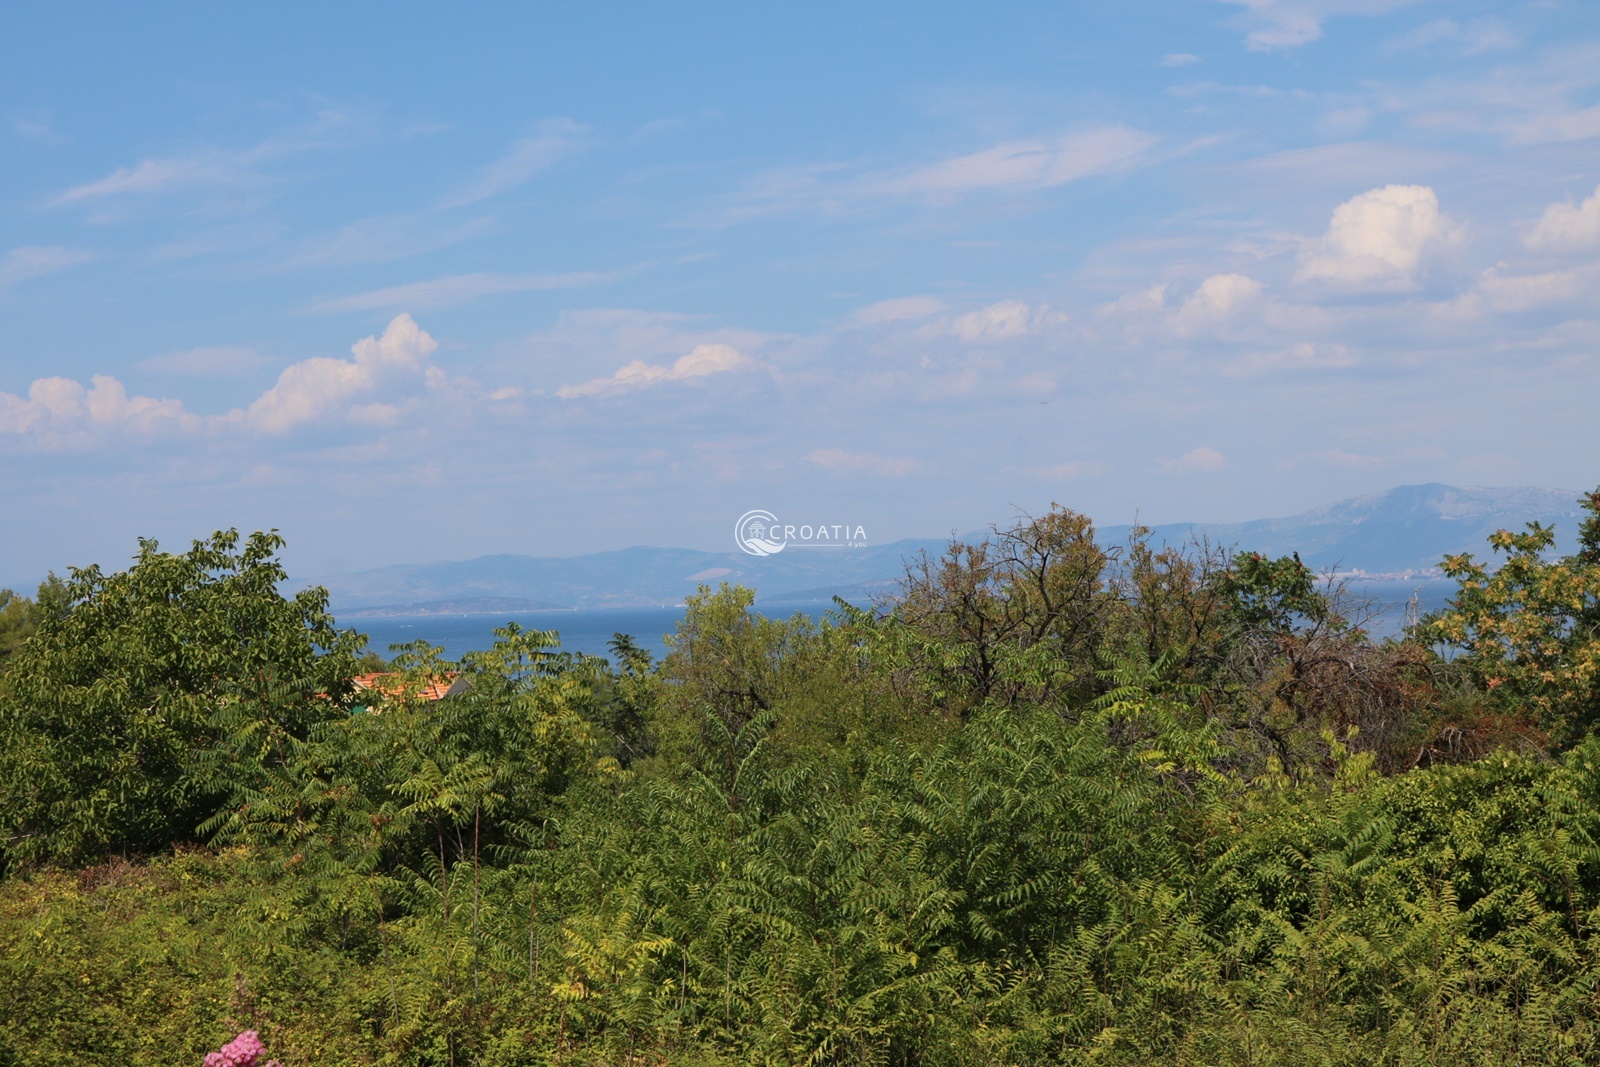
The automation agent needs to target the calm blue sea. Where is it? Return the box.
[340,579,1459,666]
[343,601,836,664]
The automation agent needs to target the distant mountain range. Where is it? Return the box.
[314,484,1588,615]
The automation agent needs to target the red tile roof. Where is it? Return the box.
[351,671,469,703]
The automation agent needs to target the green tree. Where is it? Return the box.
[0,530,364,869]
[0,574,68,675]
[1417,487,1600,748]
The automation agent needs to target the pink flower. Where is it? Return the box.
[205,1031,267,1067]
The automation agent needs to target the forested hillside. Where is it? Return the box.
[3,493,1600,1066]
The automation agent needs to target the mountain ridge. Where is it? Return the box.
[313,484,1587,614]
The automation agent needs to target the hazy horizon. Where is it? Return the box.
[5,4,1599,588]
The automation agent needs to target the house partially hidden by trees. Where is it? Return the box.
[350,671,470,707]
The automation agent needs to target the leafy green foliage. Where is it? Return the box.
[0,531,364,868]
[1417,488,1600,747]
[6,504,1600,1064]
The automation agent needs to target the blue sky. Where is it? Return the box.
[3,1,1599,585]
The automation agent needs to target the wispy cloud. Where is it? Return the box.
[53,155,234,204]
[851,296,947,325]
[558,343,751,399]
[303,269,625,314]
[0,245,92,288]
[1214,0,1425,52]
[1372,43,1600,145]
[13,115,60,141]
[138,346,266,377]
[725,125,1157,219]
[865,126,1156,200]
[1385,17,1519,56]
[443,120,588,206]
[1159,446,1228,472]
[805,448,919,477]
[286,213,496,267]
[1030,460,1111,479]
[49,108,361,206]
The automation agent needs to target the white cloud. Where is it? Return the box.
[0,374,197,438]
[1161,53,1200,67]
[949,300,1064,342]
[1159,446,1228,472]
[731,126,1159,219]
[304,269,622,314]
[1032,460,1111,479]
[852,296,947,324]
[1368,44,1600,146]
[1099,284,1167,316]
[138,345,265,377]
[347,402,405,427]
[235,313,438,432]
[805,448,918,477]
[1216,0,1422,52]
[52,156,231,204]
[1526,184,1600,252]
[443,120,588,206]
[1220,342,1357,376]
[0,245,93,288]
[287,213,495,267]
[1386,17,1518,56]
[1300,445,1447,469]
[874,126,1157,200]
[558,343,751,399]
[1174,273,1263,333]
[1440,267,1585,317]
[1296,184,1458,287]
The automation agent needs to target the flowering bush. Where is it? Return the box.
[204,1031,282,1067]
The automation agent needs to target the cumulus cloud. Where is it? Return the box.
[558,343,751,399]
[1526,184,1600,252]
[0,315,461,446]
[1295,184,1458,287]
[1159,446,1228,472]
[805,448,918,477]
[234,313,438,432]
[0,245,93,288]
[0,374,197,439]
[1174,273,1263,333]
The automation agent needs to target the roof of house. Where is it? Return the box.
[351,671,469,703]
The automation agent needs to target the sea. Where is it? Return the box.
[340,577,1460,667]
[344,600,834,664]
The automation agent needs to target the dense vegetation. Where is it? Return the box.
[2,492,1599,1066]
